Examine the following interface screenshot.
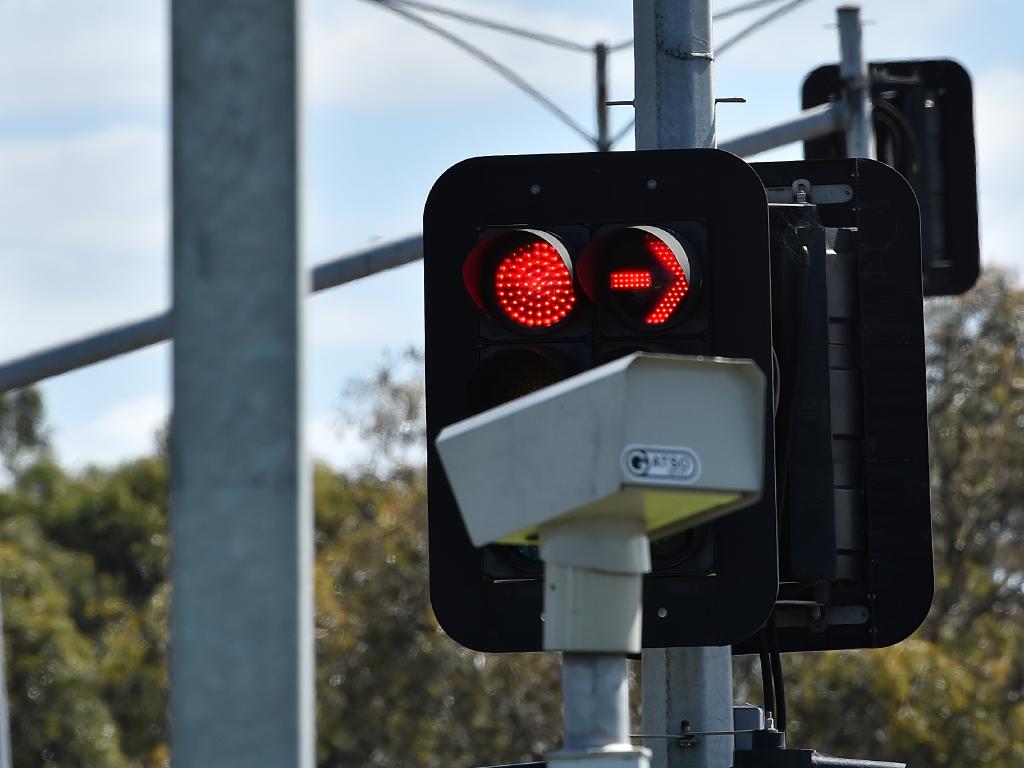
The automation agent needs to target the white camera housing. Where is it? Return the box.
[436,353,766,653]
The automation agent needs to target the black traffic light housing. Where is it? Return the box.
[737,158,933,653]
[423,149,777,652]
[803,59,979,296]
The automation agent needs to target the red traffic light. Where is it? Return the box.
[578,226,697,328]
[464,229,577,330]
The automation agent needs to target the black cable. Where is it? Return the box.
[768,613,787,732]
[775,237,811,525]
[757,630,776,720]
[872,97,922,173]
[602,0,803,53]
[367,0,598,146]
[716,0,793,21]
[609,117,635,149]
[382,0,594,53]
[717,0,814,56]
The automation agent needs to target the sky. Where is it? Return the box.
[0,0,1021,472]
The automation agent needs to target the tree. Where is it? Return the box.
[313,465,561,767]
[0,387,48,475]
[771,269,1024,767]
[323,349,561,767]
[0,356,560,768]
[0,455,170,768]
[5,269,1022,766]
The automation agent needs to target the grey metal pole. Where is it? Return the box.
[562,654,631,751]
[170,2,312,767]
[634,2,734,768]
[719,101,849,158]
[0,235,423,393]
[596,43,611,152]
[633,0,716,151]
[837,5,875,158]
[0,590,12,768]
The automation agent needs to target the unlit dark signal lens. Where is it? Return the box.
[463,229,577,330]
[468,348,567,413]
[578,226,696,328]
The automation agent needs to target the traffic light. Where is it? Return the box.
[802,59,979,296]
[738,157,933,653]
[423,149,777,652]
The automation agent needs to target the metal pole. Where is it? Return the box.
[170,2,312,767]
[0,235,423,393]
[562,654,631,751]
[837,5,875,158]
[596,43,611,151]
[0,590,12,768]
[633,0,716,151]
[634,2,734,768]
[719,101,849,158]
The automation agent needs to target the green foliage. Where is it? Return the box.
[0,457,169,767]
[2,269,1022,766]
[0,369,556,767]
[0,387,48,474]
[764,269,1024,767]
[314,464,560,767]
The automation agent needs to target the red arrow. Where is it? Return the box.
[643,234,689,325]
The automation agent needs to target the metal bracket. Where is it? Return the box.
[765,178,854,205]
[630,728,760,749]
[773,600,870,632]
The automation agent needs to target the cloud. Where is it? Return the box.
[0,124,168,358]
[53,392,372,472]
[303,0,630,109]
[307,261,425,348]
[307,411,365,468]
[56,392,167,469]
[0,125,167,254]
[713,0,973,75]
[0,1,166,114]
[973,67,1024,272]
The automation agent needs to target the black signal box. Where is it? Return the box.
[423,149,777,652]
[803,59,979,296]
[741,158,933,654]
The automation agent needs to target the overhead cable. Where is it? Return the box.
[715,0,793,22]
[606,0,811,54]
[609,118,636,149]
[367,0,598,146]
[717,0,813,56]
[381,0,594,52]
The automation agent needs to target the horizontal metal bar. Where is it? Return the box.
[0,234,424,392]
[719,100,849,158]
[310,234,423,291]
[0,313,172,393]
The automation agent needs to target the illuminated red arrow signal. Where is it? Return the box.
[643,233,690,325]
[580,226,696,328]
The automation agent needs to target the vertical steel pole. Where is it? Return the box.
[170,2,313,767]
[596,43,611,151]
[561,654,631,752]
[634,2,733,768]
[0,591,11,768]
[837,4,875,158]
[633,0,716,151]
